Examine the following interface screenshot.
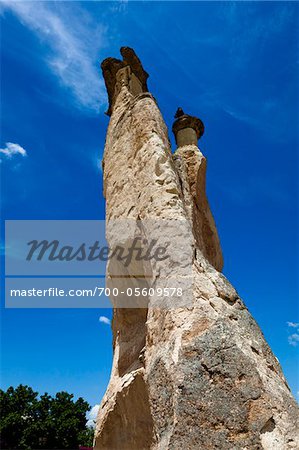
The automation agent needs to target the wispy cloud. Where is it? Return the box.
[220,3,295,67]
[0,142,27,159]
[1,1,107,113]
[99,316,111,326]
[193,3,297,142]
[288,334,299,347]
[287,322,299,346]
[86,404,99,428]
[212,172,292,210]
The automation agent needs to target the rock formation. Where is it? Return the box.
[94,47,298,449]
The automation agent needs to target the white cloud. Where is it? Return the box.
[288,333,299,347]
[0,142,27,158]
[1,1,107,113]
[287,322,299,346]
[99,316,111,326]
[86,404,99,429]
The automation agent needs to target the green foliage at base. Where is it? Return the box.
[0,385,94,449]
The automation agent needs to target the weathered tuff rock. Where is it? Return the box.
[95,48,298,449]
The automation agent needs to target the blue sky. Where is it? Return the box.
[1,1,298,410]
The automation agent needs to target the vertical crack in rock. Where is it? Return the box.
[94,48,298,450]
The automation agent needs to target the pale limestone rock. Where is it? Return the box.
[173,145,223,272]
[94,48,298,450]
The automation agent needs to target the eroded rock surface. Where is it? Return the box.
[94,48,298,450]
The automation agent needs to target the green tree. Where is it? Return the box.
[0,385,93,449]
[0,385,39,449]
[78,427,94,448]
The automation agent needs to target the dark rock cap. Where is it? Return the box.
[174,107,185,119]
[172,110,205,141]
[101,47,149,116]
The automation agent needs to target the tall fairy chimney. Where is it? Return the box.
[94,47,298,450]
[172,108,223,272]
